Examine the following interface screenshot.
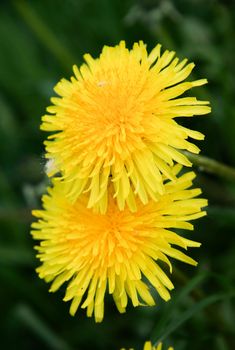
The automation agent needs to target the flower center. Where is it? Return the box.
[75,66,149,158]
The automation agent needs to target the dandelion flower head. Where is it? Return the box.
[121,340,173,350]
[41,41,210,213]
[31,166,207,322]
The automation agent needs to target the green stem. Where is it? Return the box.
[12,0,76,71]
[184,151,235,181]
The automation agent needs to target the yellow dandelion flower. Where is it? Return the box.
[120,340,173,350]
[31,166,207,322]
[41,41,210,213]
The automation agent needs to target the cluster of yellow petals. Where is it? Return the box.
[121,340,173,350]
[41,41,210,213]
[31,165,207,322]
[32,41,209,326]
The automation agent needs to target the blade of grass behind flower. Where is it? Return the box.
[12,0,76,71]
[14,304,72,350]
[154,292,235,344]
[151,271,208,338]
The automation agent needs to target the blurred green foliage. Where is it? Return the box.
[1,0,235,349]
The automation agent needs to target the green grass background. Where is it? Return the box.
[1,0,235,349]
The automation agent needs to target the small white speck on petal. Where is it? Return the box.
[45,158,58,176]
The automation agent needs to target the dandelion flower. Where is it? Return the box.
[121,340,173,350]
[41,41,210,213]
[31,166,207,322]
